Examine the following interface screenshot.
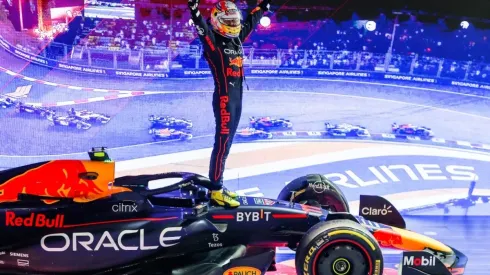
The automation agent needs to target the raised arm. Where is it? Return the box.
[188,0,217,52]
[239,0,271,41]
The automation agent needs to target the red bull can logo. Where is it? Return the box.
[6,212,65,228]
[229,57,243,67]
[0,160,107,204]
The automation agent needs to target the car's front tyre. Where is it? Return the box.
[296,219,383,275]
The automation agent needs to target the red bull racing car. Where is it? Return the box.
[149,127,192,141]
[0,96,16,108]
[0,148,467,275]
[249,116,293,131]
[47,114,92,130]
[149,115,193,130]
[15,102,56,118]
[392,123,434,138]
[68,108,111,124]
[235,127,273,140]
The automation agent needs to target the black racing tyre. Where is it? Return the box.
[296,219,383,275]
[277,174,350,213]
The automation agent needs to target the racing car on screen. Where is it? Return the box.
[0,148,467,275]
[149,115,193,130]
[68,108,111,124]
[0,96,16,108]
[47,114,92,130]
[15,102,56,118]
[149,127,192,141]
[325,122,370,137]
[249,116,292,131]
[235,127,273,140]
[392,122,434,138]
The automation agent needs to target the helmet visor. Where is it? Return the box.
[220,17,241,27]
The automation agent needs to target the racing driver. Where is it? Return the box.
[188,0,271,207]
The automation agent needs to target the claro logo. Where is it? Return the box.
[403,255,436,266]
[361,205,392,216]
[5,212,64,228]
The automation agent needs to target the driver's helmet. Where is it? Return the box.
[210,1,242,38]
[69,108,75,114]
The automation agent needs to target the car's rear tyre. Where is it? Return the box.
[295,219,383,275]
[277,174,350,213]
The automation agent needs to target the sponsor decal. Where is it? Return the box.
[384,74,436,83]
[219,96,230,134]
[223,266,261,275]
[253,198,275,205]
[362,204,392,216]
[226,67,243,77]
[12,49,48,64]
[403,255,436,267]
[236,209,271,222]
[224,48,243,55]
[10,252,28,258]
[17,259,29,267]
[183,70,212,75]
[112,202,138,213]
[308,181,330,193]
[41,227,183,252]
[303,245,317,274]
[241,197,248,205]
[5,212,64,228]
[209,233,223,248]
[317,70,369,77]
[374,259,381,275]
[196,25,205,36]
[229,57,243,68]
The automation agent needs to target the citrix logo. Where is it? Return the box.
[361,204,392,216]
[403,255,436,266]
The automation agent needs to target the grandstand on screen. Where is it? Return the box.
[0,0,488,84]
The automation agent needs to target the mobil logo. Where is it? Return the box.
[223,266,262,275]
[403,255,436,266]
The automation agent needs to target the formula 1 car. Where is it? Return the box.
[149,115,193,130]
[0,148,467,275]
[0,96,16,108]
[47,114,92,130]
[325,122,370,137]
[149,127,192,141]
[15,102,56,118]
[235,127,273,140]
[392,123,434,138]
[68,108,111,124]
[249,116,293,131]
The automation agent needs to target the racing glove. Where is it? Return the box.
[188,0,200,15]
[258,0,272,11]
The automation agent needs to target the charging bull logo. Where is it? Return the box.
[229,57,243,68]
[0,160,113,204]
[220,96,230,135]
